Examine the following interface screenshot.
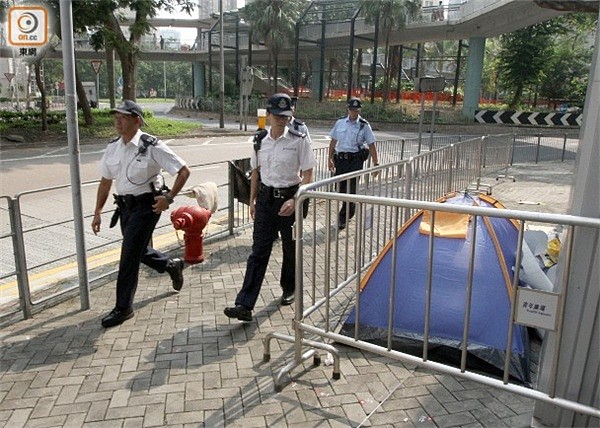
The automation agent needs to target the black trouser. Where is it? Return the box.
[115,193,170,310]
[334,154,364,224]
[235,185,297,310]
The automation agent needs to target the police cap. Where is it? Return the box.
[266,93,293,117]
[347,97,362,110]
[111,99,147,125]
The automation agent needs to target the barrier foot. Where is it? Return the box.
[274,349,319,392]
[263,331,342,391]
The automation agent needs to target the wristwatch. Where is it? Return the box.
[164,193,175,205]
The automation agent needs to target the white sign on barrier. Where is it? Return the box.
[515,288,559,331]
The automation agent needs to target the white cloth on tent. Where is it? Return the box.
[518,240,554,292]
[191,182,218,213]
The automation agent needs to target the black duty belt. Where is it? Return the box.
[114,192,155,209]
[260,183,299,200]
[335,151,360,160]
[110,192,155,228]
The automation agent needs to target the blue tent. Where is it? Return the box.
[341,192,531,384]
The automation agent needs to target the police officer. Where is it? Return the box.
[224,93,318,321]
[92,100,191,328]
[328,97,379,230]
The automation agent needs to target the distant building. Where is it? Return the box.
[197,0,238,18]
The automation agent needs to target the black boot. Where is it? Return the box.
[101,307,134,328]
[167,258,184,291]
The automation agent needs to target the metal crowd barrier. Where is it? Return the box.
[0,132,579,324]
[0,161,241,324]
[262,140,599,419]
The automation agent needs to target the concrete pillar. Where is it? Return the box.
[462,36,485,120]
[311,58,322,101]
[532,16,599,427]
[193,61,206,98]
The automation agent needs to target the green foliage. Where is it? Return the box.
[539,43,591,105]
[494,13,595,109]
[0,108,199,141]
[241,0,307,91]
[497,24,553,101]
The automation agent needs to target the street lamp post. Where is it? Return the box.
[219,0,225,128]
[163,61,167,100]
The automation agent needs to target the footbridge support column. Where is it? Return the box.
[311,58,323,101]
[193,61,206,98]
[462,36,485,121]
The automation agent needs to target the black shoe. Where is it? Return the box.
[280,290,295,306]
[224,305,252,322]
[167,258,184,291]
[101,307,134,328]
[338,222,346,230]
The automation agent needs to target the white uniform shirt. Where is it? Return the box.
[329,115,376,153]
[251,127,317,188]
[100,129,186,196]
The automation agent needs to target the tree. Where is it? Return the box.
[242,0,306,93]
[496,22,555,108]
[495,13,596,109]
[75,0,196,101]
[361,0,420,106]
[538,13,597,107]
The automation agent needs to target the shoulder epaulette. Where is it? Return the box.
[288,128,306,138]
[359,117,368,124]
[253,129,268,152]
[338,115,347,120]
[138,133,158,154]
[140,134,158,146]
[291,118,305,131]
[109,136,119,144]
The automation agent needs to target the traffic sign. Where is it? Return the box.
[91,60,102,74]
[416,76,446,93]
[4,72,15,82]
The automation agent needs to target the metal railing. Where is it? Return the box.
[0,160,244,324]
[0,132,578,324]
[262,141,599,419]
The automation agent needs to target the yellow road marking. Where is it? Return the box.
[0,231,182,299]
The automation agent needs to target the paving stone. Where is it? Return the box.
[367,408,412,426]
[56,384,81,405]
[48,402,91,416]
[105,404,146,419]
[85,400,109,422]
[23,385,61,399]
[29,395,57,419]
[470,407,509,426]
[342,402,369,426]
[431,411,479,427]
[26,414,67,427]
[443,398,485,414]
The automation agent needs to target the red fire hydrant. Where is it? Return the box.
[170,206,212,264]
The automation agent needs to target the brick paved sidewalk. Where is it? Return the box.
[0,161,575,427]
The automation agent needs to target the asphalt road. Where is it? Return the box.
[0,105,426,306]
[0,102,420,196]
